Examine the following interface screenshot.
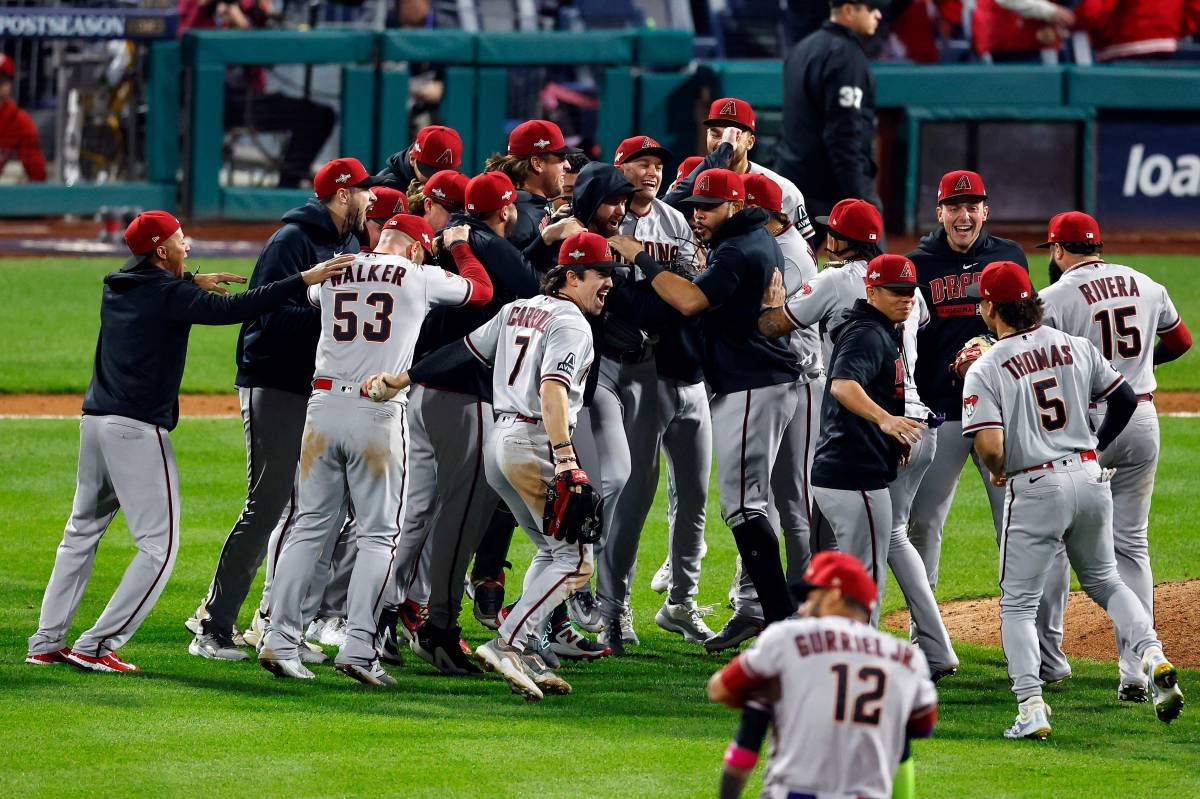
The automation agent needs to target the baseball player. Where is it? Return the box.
[485,119,582,250]
[365,187,407,249]
[638,168,799,629]
[25,211,349,671]
[367,231,616,700]
[665,98,814,243]
[1038,211,1193,701]
[256,214,493,685]
[907,169,1071,682]
[380,171,542,674]
[962,260,1183,737]
[708,551,937,799]
[757,200,958,676]
[596,135,714,646]
[374,124,464,190]
[186,157,379,660]
[416,169,469,232]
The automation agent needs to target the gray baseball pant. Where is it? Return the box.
[28,415,181,658]
[913,419,1071,679]
[199,386,308,636]
[1092,400,1160,687]
[999,460,1159,702]
[317,516,357,619]
[597,356,661,617]
[659,378,711,605]
[812,485,893,622]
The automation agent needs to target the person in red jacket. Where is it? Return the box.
[971,0,1074,63]
[0,54,47,182]
[1075,0,1200,61]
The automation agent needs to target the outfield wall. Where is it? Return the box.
[1,30,1197,233]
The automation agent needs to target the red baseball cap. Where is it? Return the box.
[423,170,468,211]
[799,551,878,612]
[412,125,463,171]
[865,254,918,290]
[937,169,987,204]
[507,119,582,158]
[820,198,882,243]
[614,135,672,167]
[704,97,755,132]
[0,54,14,79]
[976,260,1034,302]
[465,171,517,215]
[681,168,745,205]
[314,157,382,198]
[743,174,783,214]
[383,213,436,254]
[124,210,181,256]
[557,231,616,271]
[1037,211,1102,248]
[673,156,705,187]
[367,187,406,222]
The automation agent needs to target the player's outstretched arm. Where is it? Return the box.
[829,379,923,447]
[193,272,247,295]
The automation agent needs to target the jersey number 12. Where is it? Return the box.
[830,664,886,725]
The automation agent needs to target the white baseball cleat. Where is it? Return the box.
[650,557,670,594]
[258,649,315,680]
[1003,696,1052,740]
[519,650,572,696]
[317,617,349,648]
[1143,647,1184,724]
[188,632,248,661]
[183,600,208,635]
[655,599,715,644]
[241,609,266,649]
[475,638,543,702]
[336,659,396,687]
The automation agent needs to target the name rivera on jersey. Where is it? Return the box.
[1076,273,1141,306]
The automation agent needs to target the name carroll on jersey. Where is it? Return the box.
[507,304,554,332]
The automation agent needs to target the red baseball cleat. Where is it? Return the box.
[66,649,140,673]
[25,647,71,665]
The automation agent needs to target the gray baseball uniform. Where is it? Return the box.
[962,324,1161,702]
[261,252,476,668]
[748,160,815,239]
[1041,260,1183,687]
[465,294,597,647]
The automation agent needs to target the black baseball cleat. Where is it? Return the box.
[1117,683,1149,703]
[411,623,482,676]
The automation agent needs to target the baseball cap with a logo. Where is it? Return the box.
[937,169,987,204]
[384,213,436,256]
[465,171,517,215]
[865,253,918,290]
[423,170,468,211]
[507,119,583,158]
[818,198,882,243]
[1037,211,1102,248]
[743,174,783,214]
[366,187,406,222]
[124,210,181,256]
[976,260,1034,302]
[673,156,705,188]
[412,125,463,171]
[614,135,672,167]
[557,231,616,272]
[791,551,879,612]
[704,97,755,132]
[314,157,383,198]
[681,168,745,205]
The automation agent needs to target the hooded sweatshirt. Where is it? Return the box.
[235,199,361,396]
[374,144,418,191]
[85,257,306,430]
[907,227,1027,420]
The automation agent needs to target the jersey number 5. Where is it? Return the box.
[1092,306,1142,360]
[831,664,887,726]
[333,291,394,343]
[1032,376,1067,431]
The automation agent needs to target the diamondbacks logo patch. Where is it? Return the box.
[697,175,710,192]
[641,136,655,149]
[801,282,813,296]
[436,149,454,165]
[963,394,978,419]
[954,174,972,192]
[719,100,736,116]
[557,352,577,374]
[899,262,913,279]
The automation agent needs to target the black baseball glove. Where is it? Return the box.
[543,468,603,544]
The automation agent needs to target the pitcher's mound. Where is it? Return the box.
[884,579,1200,670]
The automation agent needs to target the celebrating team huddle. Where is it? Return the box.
[23,92,1194,798]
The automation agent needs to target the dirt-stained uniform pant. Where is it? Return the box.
[999,454,1159,701]
[29,415,181,658]
[198,386,308,636]
[910,419,1070,678]
[261,388,409,667]
[392,385,499,629]
[489,415,594,647]
[597,356,664,617]
[712,382,798,623]
[1091,399,1160,687]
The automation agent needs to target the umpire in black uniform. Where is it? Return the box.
[775,0,887,241]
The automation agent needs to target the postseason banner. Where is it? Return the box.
[1097,118,1200,230]
[0,7,178,41]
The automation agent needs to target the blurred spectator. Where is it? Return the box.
[888,0,941,63]
[972,0,1074,63]
[179,0,336,187]
[1074,0,1200,61]
[386,0,446,130]
[0,53,47,182]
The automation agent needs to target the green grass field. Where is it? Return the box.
[3,254,1199,393]
[2,252,1198,797]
